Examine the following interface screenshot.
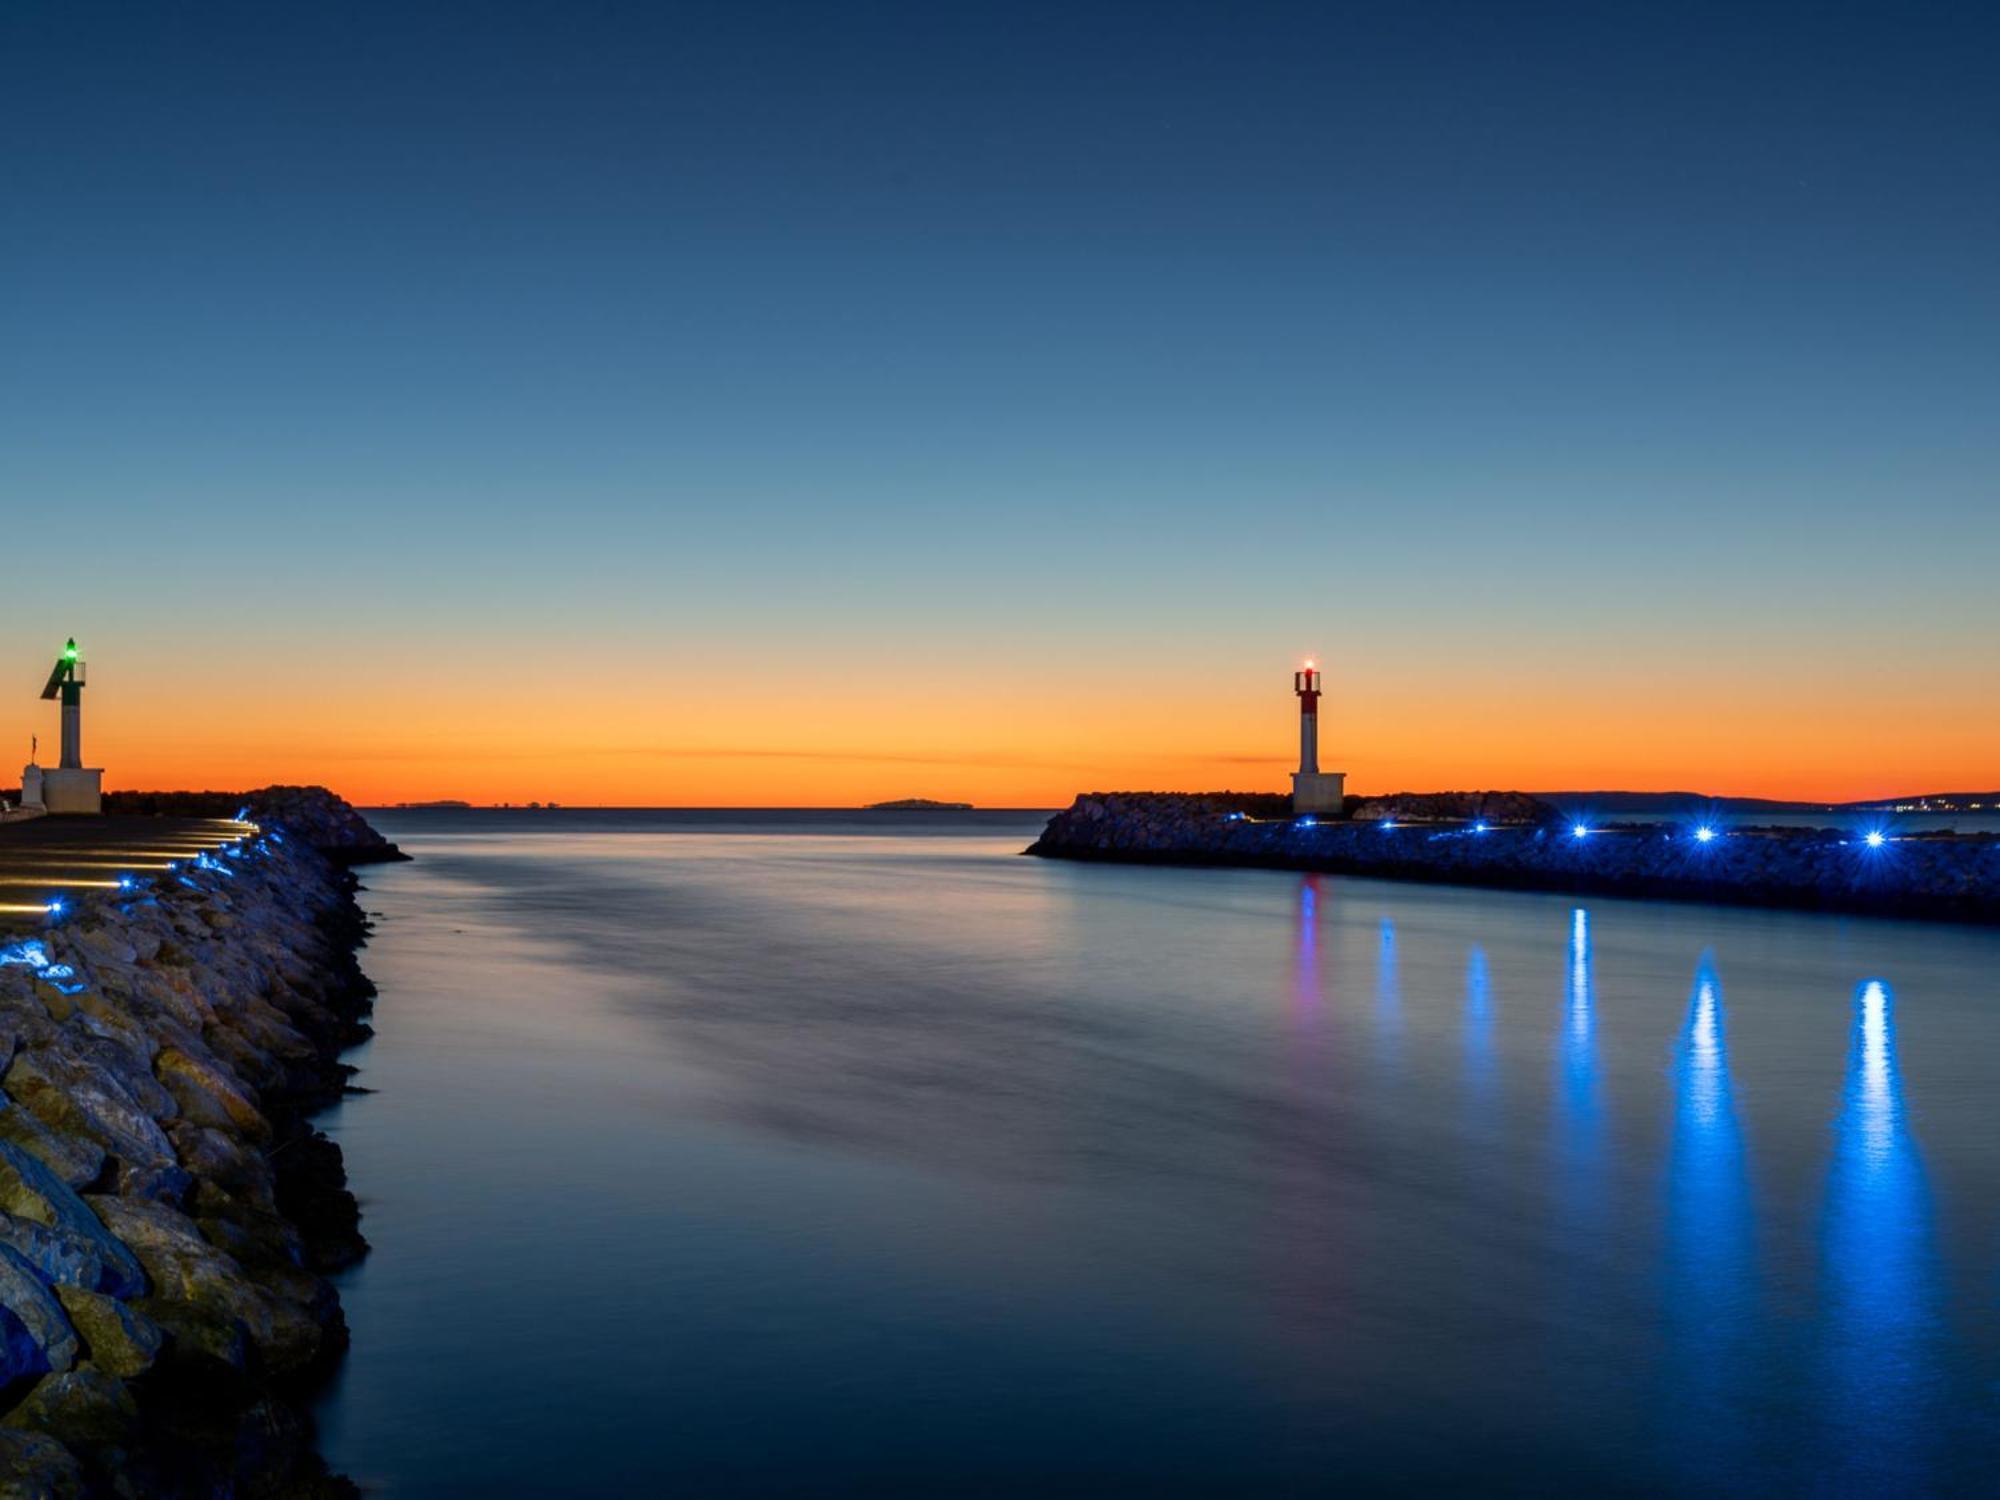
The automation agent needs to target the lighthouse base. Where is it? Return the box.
[1291,771,1347,816]
[38,768,103,816]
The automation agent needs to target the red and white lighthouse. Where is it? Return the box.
[1294,662,1322,774]
[1290,659,1347,815]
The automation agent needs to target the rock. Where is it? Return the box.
[0,1109,103,1193]
[1,1368,138,1450]
[164,1125,273,1212]
[153,1050,267,1142]
[0,1427,84,1498]
[1351,789,1554,825]
[0,1249,77,1375]
[0,1222,110,1307]
[0,1053,177,1188]
[69,932,134,970]
[0,1307,49,1393]
[0,1147,143,1300]
[83,1198,325,1376]
[49,1288,160,1379]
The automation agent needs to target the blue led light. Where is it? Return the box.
[1296,816,1316,829]
[1865,830,1886,849]
[1572,824,1590,840]
[1472,821,1489,834]
[1381,820,1397,831]
[0,942,82,993]
[1695,826,1716,844]
[45,898,65,917]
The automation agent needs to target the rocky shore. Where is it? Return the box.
[0,788,399,1497]
[1028,792,2000,922]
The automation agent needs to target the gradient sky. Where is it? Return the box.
[3,1,1995,804]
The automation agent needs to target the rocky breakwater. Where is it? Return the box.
[1028,792,2000,922]
[104,789,406,869]
[0,787,396,1497]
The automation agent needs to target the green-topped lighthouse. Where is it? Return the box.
[23,638,103,815]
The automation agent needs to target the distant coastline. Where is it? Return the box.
[865,798,974,811]
[1533,788,2000,816]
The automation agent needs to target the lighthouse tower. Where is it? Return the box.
[1291,660,1347,815]
[26,639,103,815]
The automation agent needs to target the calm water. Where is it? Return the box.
[314,810,2000,1495]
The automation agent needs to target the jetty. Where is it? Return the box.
[1028,792,2000,924]
[0,787,398,1494]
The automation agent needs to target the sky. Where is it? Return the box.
[2,0,1995,805]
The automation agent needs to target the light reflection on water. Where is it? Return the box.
[1556,908,1604,1197]
[1821,978,1939,1489]
[1661,952,1757,1483]
[316,812,2000,1494]
[1463,945,1494,1105]
[1374,916,1400,1063]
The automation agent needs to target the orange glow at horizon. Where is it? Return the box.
[19,642,1993,809]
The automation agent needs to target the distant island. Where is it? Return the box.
[1535,789,2000,815]
[866,798,974,811]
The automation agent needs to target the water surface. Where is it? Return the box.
[314,810,2000,1493]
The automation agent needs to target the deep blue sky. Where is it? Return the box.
[2,1,1995,799]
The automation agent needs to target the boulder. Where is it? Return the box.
[49,1288,160,1379]
[0,1250,76,1375]
[0,1053,177,1184]
[153,1050,267,1142]
[0,1146,144,1300]
[1,1368,139,1451]
[0,1307,49,1394]
[0,1108,103,1192]
[83,1198,324,1376]
[0,1427,84,1498]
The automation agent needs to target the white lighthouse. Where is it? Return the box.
[1291,660,1346,815]
[23,638,103,815]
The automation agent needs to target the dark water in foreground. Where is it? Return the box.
[314,810,2000,1494]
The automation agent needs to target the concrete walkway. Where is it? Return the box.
[0,814,254,923]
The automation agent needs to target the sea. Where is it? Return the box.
[311,807,2000,1494]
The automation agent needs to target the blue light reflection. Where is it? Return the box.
[1463,946,1494,1105]
[1821,978,1937,1489]
[1291,877,1322,1027]
[1555,909,1604,1200]
[1375,918,1400,1060]
[1661,953,1755,1481]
